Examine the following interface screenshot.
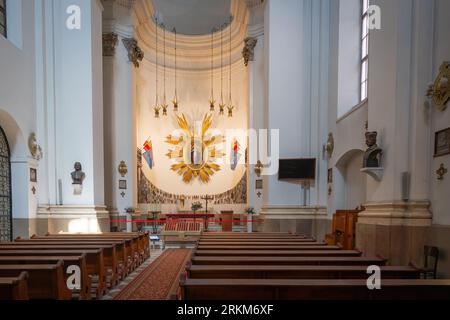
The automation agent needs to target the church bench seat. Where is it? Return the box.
[30,236,138,274]
[193,250,361,257]
[0,244,119,288]
[0,272,29,300]
[42,233,149,265]
[191,256,387,266]
[186,264,421,280]
[15,238,130,278]
[180,278,450,300]
[0,249,106,298]
[195,245,343,251]
[0,262,71,300]
[0,255,90,300]
[198,241,325,245]
[63,232,150,259]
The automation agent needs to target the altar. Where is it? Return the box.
[165,213,216,230]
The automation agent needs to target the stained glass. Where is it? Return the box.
[0,128,11,241]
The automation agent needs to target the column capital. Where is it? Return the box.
[102,32,118,57]
[122,38,144,68]
[242,37,258,66]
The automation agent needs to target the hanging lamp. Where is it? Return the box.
[172,27,179,112]
[154,17,161,118]
[219,24,226,116]
[227,16,234,118]
[161,24,168,116]
[209,28,216,112]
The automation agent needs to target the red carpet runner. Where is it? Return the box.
[114,249,192,300]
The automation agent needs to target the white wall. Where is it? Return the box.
[0,0,37,225]
[430,0,450,225]
[264,0,329,207]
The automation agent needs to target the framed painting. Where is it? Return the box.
[434,128,450,157]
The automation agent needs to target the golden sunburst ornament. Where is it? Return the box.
[166,113,224,183]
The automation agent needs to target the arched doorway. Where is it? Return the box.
[0,126,12,241]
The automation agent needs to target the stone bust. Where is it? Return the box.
[363,131,383,168]
[71,162,86,185]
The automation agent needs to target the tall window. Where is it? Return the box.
[360,0,369,101]
[0,0,6,38]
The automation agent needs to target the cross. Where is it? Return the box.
[257,191,262,198]
[31,186,36,195]
[201,195,214,212]
[121,191,126,198]
[436,164,448,180]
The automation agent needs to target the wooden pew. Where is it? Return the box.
[195,245,342,251]
[0,272,29,300]
[0,255,90,300]
[0,249,105,298]
[0,244,119,287]
[202,232,303,236]
[191,256,387,266]
[14,238,129,279]
[186,264,421,280]
[52,232,150,260]
[193,250,361,257]
[201,236,312,240]
[27,237,135,274]
[180,278,450,300]
[198,241,325,245]
[39,234,146,267]
[0,262,71,300]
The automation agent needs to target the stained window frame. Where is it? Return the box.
[360,0,369,102]
[0,0,6,38]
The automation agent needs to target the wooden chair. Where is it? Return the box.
[423,246,439,279]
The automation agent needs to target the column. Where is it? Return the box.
[37,0,109,233]
[357,0,434,265]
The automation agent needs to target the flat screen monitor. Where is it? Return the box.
[278,158,316,180]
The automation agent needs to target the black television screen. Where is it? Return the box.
[278,158,316,180]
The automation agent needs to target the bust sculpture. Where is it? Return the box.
[363,131,382,168]
[71,162,86,185]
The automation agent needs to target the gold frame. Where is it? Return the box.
[427,61,450,111]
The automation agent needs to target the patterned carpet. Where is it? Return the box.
[113,249,192,300]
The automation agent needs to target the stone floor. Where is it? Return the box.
[102,249,164,300]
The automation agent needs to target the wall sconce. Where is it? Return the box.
[436,163,448,180]
[254,160,263,177]
[427,61,450,112]
[118,161,128,177]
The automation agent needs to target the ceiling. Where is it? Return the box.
[152,0,232,35]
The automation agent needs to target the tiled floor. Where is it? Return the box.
[102,249,164,300]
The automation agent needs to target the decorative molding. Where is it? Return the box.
[358,200,432,226]
[242,37,257,66]
[436,163,447,180]
[260,206,327,220]
[102,32,118,57]
[122,38,144,67]
[245,0,265,8]
[138,168,247,205]
[133,0,249,71]
[360,167,383,181]
[427,61,450,111]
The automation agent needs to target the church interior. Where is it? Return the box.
[1,0,450,301]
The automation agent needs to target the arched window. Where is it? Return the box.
[360,0,370,101]
[0,0,6,37]
[0,127,12,241]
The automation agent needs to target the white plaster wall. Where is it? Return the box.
[51,0,104,206]
[430,0,450,225]
[0,0,36,222]
[264,0,329,207]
